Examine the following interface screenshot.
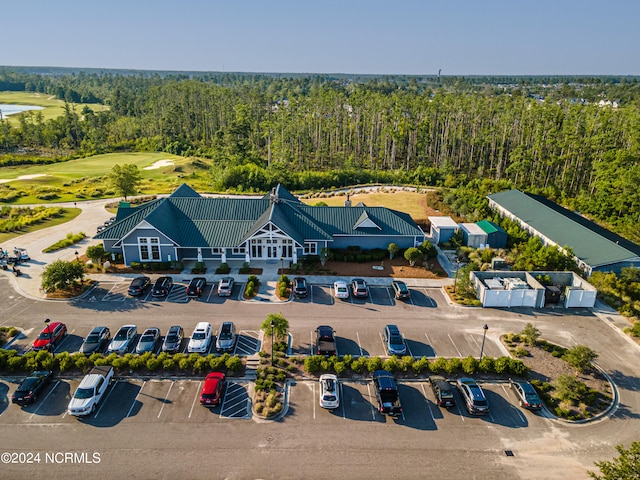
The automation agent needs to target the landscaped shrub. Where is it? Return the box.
[429,356,448,374]
[304,355,323,373]
[73,353,91,372]
[478,356,494,373]
[493,356,511,374]
[383,356,399,371]
[191,261,206,274]
[225,356,243,372]
[366,356,383,373]
[334,361,347,374]
[412,356,429,374]
[461,356,478,375]
[216,263,231,274]
[146,357,161,371]
[350,357,367,373]
[508,358,529,376]
[341,354,353,367]
[445,357,461,375]
[111,356,129,370]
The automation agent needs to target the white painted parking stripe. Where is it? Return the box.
[126,380,146,418]
[29,380,60,419]
[188,381,202,418]
[420,383,435,422]
[378,331,387,354]
[405,336,413,357]
[312,382,316,419]
[356,332,364,357]
[366,382,376,420]
[310,330,314,355]
[448,334,463,357]
[157,381,174,418]
[93,380,118,419]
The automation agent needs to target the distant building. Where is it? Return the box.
[487,189,640,276]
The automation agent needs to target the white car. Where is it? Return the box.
[333,281,349,299]
[319,374,340,409]
[188,322,212,353]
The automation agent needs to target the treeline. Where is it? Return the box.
[1,69,640,241]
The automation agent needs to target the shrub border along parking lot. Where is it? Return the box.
[302,353,528,376]
[0,348,244,376]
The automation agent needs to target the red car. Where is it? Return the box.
[32,322,67,351]
[199,372,226,407]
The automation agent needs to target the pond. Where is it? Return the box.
[0,104,44,117]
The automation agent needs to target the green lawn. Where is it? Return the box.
[0,208,81,244]
[301,190,431,224]
[0,91,108,125]
[0,152,212,203]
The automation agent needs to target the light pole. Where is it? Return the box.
[74,250,79,262]
[44,318,53,357]
[270,319,275,366]
[480,324,489,360]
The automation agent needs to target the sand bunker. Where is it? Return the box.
[0,174,48,184]
[143,159,175,170]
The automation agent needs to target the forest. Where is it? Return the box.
[0,67,639,242]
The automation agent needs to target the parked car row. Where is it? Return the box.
[126,276,235,298]
[75,322,237,356]
[315,374,543,415]
[315,323,408,356]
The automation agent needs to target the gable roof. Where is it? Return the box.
[477,220,506,235]
[487,189,640,268]
[96,185,424,247]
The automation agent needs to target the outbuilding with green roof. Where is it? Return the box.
[487,189,640,276]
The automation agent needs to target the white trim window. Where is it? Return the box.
[139,237,161,261]
[303,242,317,255]
[232,247,245,255]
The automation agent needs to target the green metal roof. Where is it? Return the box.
[487,190,640,268]
[95,185,424,248]
[477,220,505,235]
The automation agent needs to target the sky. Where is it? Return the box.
[2,0,639,75]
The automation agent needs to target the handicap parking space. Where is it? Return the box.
[235,331,261,356]
[219,381,251,419]
[165,283,189,303]
[202,282,245,304]
[101,282,130,301]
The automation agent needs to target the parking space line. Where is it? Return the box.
[448,334,463,357]
[340,383,346,419]
[420,383,435,422]
[469,335,481,349]
[378,331,387,354]
[405,337,413,357]
[94,380,118,419]
[312,382,316,420]
[356,332,364,357]
[188,381,202,418]
[455,402,465,422]
[126,380,146,418]
[310,330,314,355]
[366,382,376,420]
[205,285,215,303]
[29,380,61,419]
[157,381,174,418]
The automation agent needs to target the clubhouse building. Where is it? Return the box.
[95,184,425,266]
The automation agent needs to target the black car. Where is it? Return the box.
[429,375,456,407]
[292,277,308,298]
[128,276,150,296]
[152,276,173,297]
[79,326,111,354]
[12,370,53,406]
[162,325,184,353]
[391,280,411,300]
[186,277,207,297]
[315,326,336,356]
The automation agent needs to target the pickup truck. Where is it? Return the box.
[372,370,402,417]
[67,366,114,416]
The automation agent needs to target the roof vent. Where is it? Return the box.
[344,194,351,208]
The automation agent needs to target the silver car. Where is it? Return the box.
[216,322,237,353]
[108,325,137,354]
[135,328,160,354]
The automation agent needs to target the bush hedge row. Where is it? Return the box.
[0,349,243,375]
[303,354,528,376]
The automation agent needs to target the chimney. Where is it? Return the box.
[270,187,279,204]
[344,194,351,208]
